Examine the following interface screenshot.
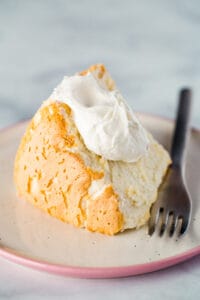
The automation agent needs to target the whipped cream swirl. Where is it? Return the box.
[51,72,149,162]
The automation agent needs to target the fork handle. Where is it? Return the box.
[171,88,192,168]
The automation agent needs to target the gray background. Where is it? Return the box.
[0,1,200,299]
[0,0,200,129]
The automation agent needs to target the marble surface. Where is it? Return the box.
[0,0,200,298]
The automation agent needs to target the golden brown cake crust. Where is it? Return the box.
[14,102,123,235]
[86,186,123,235]
[79,63,115,91]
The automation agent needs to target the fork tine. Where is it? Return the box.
[179,217,189,236]
[159,210,169,236]
[169,213,178,237]
[148,205,160,236]
[148,216,156,236]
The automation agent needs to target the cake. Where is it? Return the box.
[14,64,171,235]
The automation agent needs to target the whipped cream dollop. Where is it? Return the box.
[51,72,149,162]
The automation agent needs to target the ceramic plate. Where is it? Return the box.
[0,113,200,278]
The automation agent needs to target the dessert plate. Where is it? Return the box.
[0,113,200,278]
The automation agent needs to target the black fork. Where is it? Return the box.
[148,89,192,237]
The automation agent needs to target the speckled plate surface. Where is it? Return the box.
[0,113,200,278]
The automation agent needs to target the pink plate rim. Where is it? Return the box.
[0,245,200,279]
[0,113,200,278]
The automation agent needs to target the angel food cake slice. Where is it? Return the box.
[14,64,171,235]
